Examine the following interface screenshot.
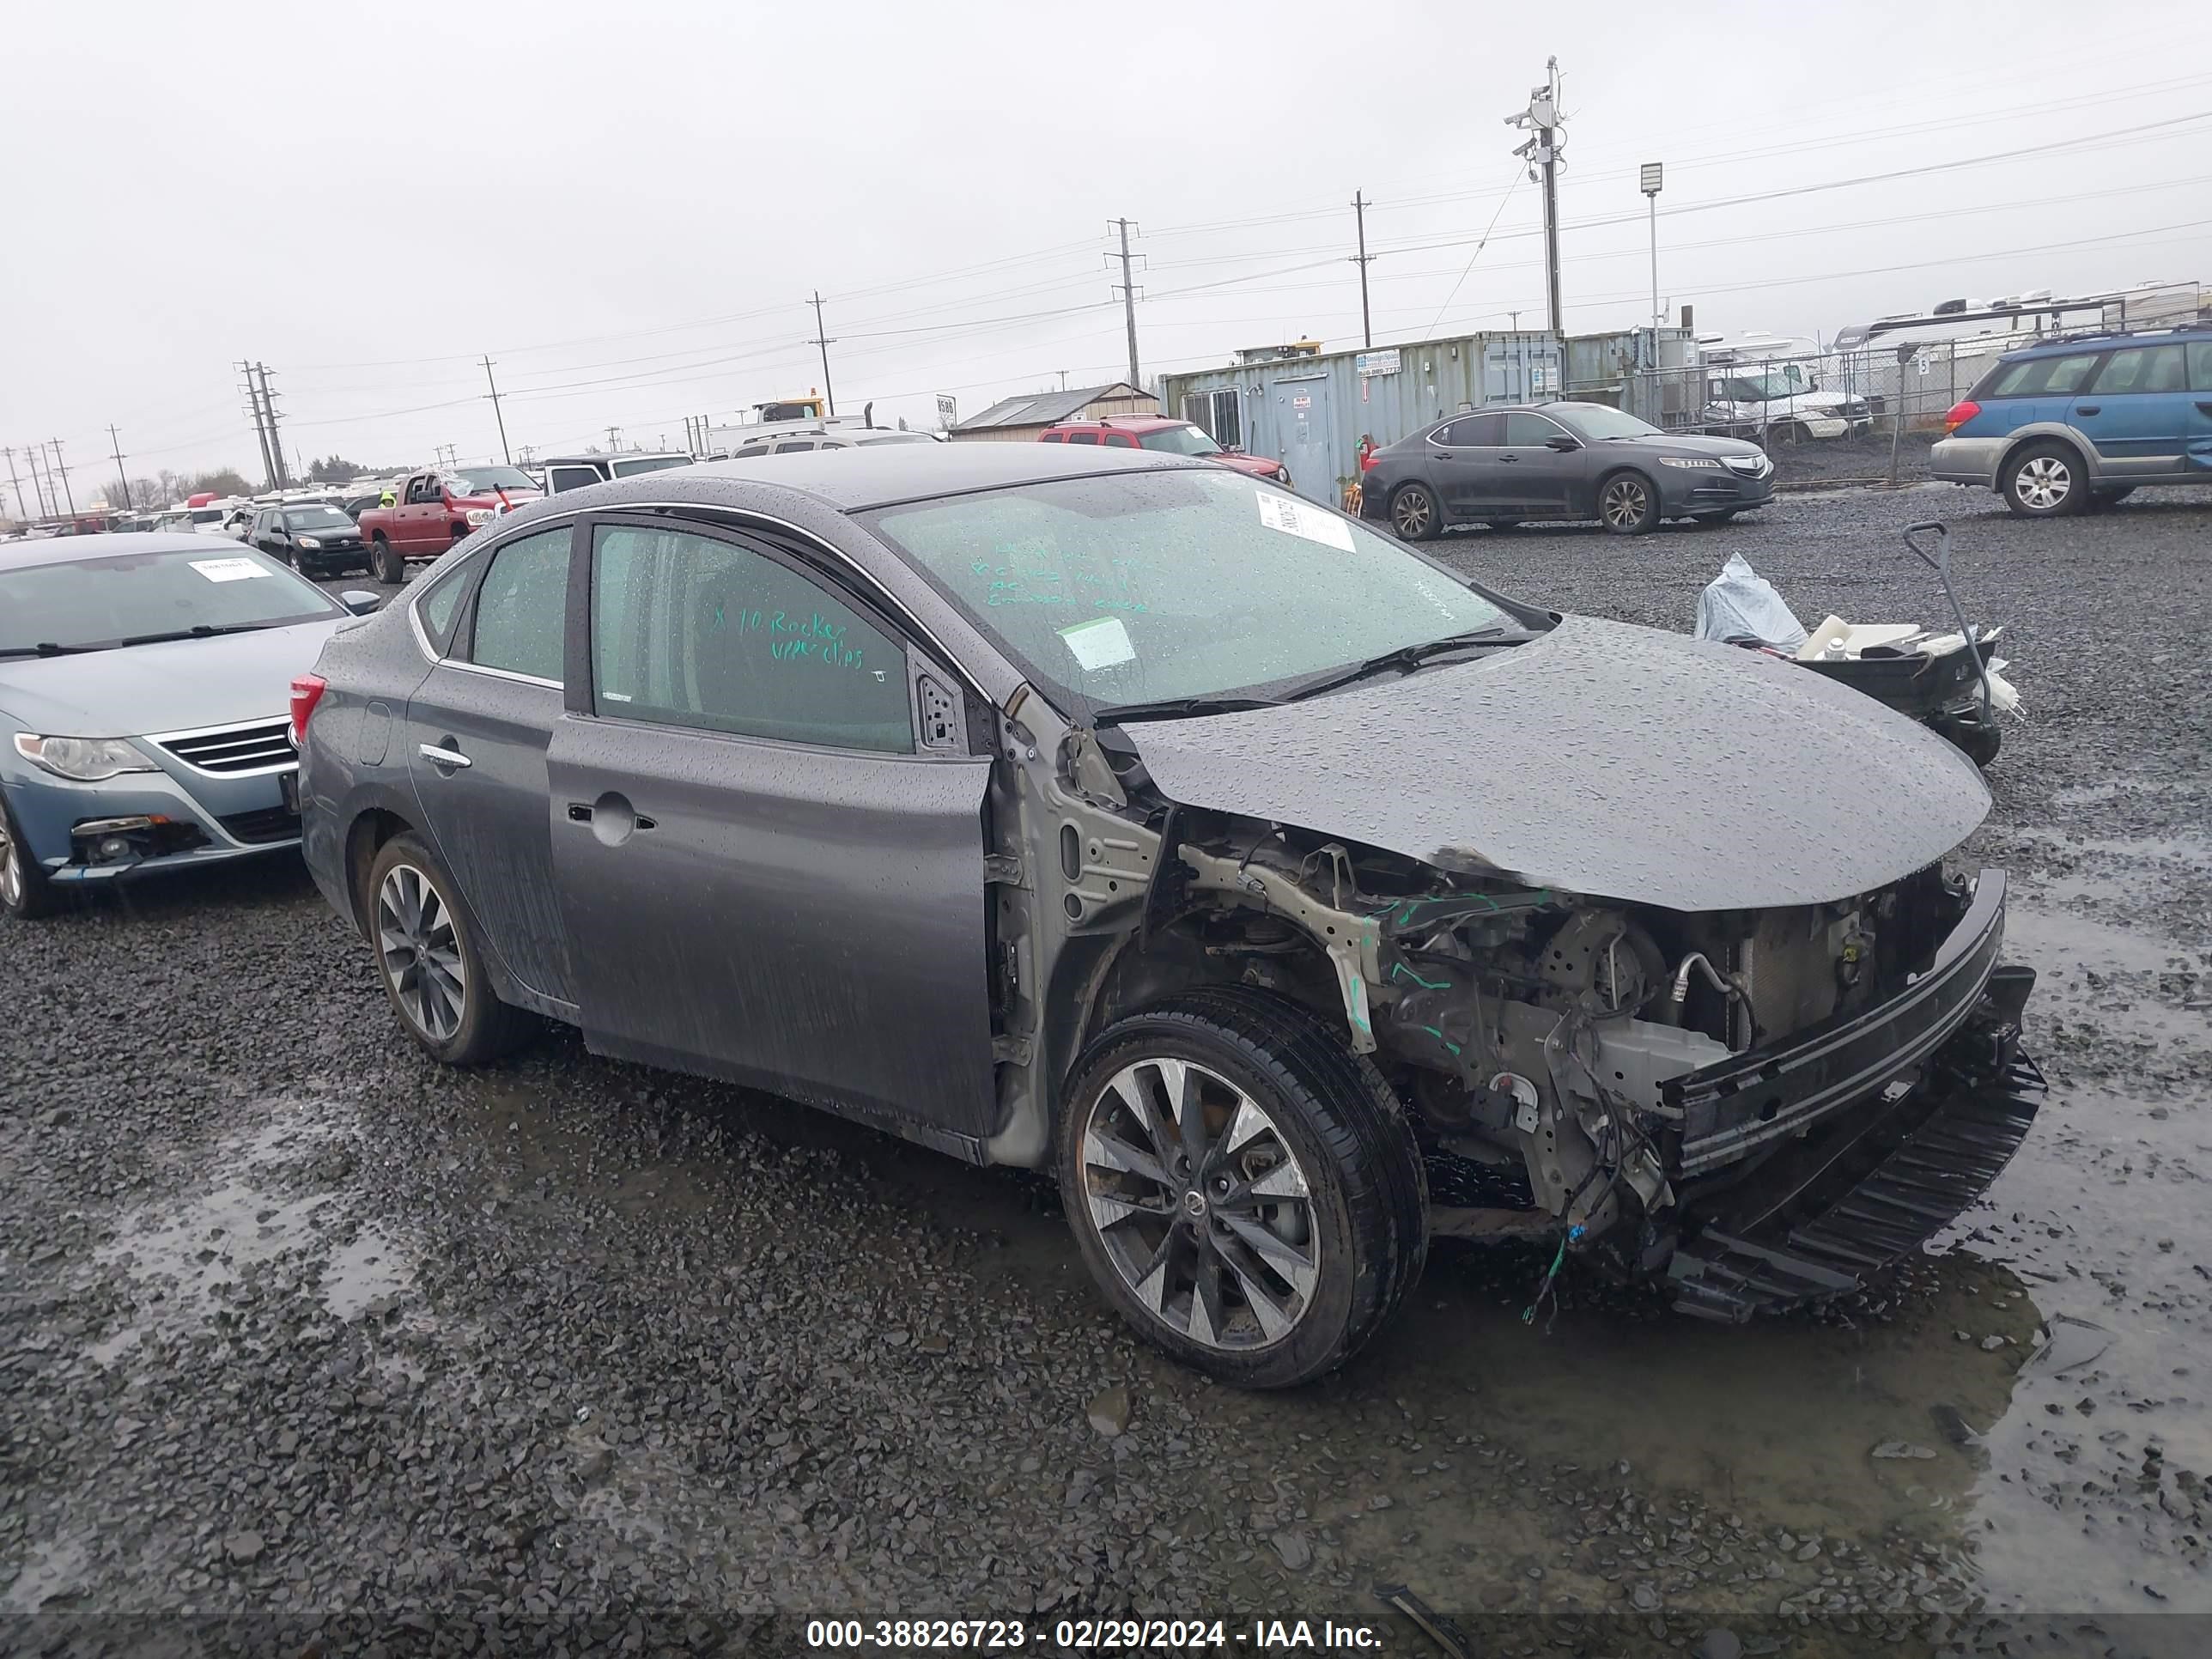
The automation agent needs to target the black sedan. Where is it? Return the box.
[249,502,369,578]
[1360,401,1775,539]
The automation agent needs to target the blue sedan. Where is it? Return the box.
[0,533,378,918]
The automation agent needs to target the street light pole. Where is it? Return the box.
[1640,161,1664,331]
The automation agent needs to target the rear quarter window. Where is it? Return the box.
[1978,352,2104,399]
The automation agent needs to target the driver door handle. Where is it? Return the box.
[1499,453,1521,463]
[418,743,471,770]
[2075,404,2100,416]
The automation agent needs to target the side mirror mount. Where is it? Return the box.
[1547,434,1581,452]
[338,590,383,615]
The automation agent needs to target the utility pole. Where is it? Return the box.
[807,290,838,419]
[107,425,134,509]
[1507,58,1565,334]
[3,447,28,522]
[238,360,276,489]
[255,363,290,488]
[1640,162,1664,331]
[47,440,76,515]
[603,427,621,453]
[1108,218,1143,387]
[1351,191,1375,349]
[481,355,512,465]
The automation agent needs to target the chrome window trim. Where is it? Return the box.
[442,659,563,691]
[397,499,995,704]
[145,714,300,779]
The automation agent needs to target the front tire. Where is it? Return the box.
[1389,482,1440,542]
[1597,471,1660,535]
[370,536,405,585]
[2002,441,2085,517]
[1057,986,1426,1389]
[0,798,61,921]
[365,833,531,1065]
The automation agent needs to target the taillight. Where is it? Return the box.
[1943,399,1981,434]
[289,673,327,747]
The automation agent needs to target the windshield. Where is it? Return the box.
[284,505,356,530]
[1559,405,1665,441]
[1723,369,1811,401]
[1134,425,1222,457]
[0,546,338,653]
[862,468,1508,713]
[451,466,538,495]
[609,455,692,478]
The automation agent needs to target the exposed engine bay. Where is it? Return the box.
[1010,708,2041,1322]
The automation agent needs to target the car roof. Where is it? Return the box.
[537,452,690,466]
[1048,415,1182,430]
[0,531,245,573]
[495,441,1200,521]
[2001,325,2212,361]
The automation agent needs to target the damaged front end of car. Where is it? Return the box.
[1133,807,2042,1321]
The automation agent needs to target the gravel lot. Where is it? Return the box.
[3,483,2208,1656]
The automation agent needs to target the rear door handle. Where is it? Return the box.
[1499,453,1521,463]
[418,743,471,769]
[567,802,592,822]
[2075,404,2100,416]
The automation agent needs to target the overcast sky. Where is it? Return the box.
[5,0,2209,501]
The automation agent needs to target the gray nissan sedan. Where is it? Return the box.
[297,445,2040,1387]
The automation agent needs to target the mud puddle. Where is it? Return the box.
[85,1097,423,1364]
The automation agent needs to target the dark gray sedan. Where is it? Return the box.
[297,446,2038,1388]
[1359,401,1776,538]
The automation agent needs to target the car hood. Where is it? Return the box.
[1209,452,1284,477]
[295,523,362,540]
[1622,433,1769,463]
[1123,614,1989,912]
[0,617,348,738]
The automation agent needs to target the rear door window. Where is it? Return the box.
[771,441,817,454]
[546,465,599,493]
[2190,341,2212,392]
[1103,433,1139,448]
[1065,431,1101,446]
[465,527,570,683]
[590,524,914,754]
[1432,414,1501,447]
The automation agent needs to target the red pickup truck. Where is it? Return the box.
[356,465,542,583]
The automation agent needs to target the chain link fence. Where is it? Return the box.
[1625,341,1990,445]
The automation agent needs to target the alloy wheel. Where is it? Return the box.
[2015,455,2071,511]
[1391,487,1433,539]
[1601,477,1650,530]
[0,822,21,911]
[1078,1057,1320,1352]
[376,863,468,1042]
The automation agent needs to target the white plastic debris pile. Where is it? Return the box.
[1694,554,2022,718]
[1798,614,2021,715]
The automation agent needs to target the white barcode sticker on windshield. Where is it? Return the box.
[1058,614,1136,672]
[188,557,271,583]
[1255,489,1353,551]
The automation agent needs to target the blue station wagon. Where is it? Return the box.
[1931,325,2212,515]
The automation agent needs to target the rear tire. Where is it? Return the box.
[1389,482,1440,542]
[2002,441,2085,517]
[1057,985,1426,1389]
[0,797,61,921]
[364,833,532,1066]
[370,536,405,585]
[1597,471,1660,535]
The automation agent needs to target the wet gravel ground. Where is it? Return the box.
[3,485,2209,1657]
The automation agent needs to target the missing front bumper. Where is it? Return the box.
[1666,1000,2042,1322]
